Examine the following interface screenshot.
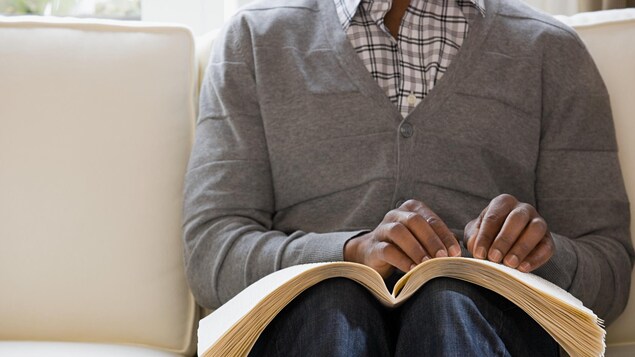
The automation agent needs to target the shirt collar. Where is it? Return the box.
[334,0,486,31]
[334,0,363,31]
[460,0,486,17]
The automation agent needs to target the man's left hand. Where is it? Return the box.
[464,194,555,273]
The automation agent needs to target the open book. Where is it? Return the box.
[197,257,605,357]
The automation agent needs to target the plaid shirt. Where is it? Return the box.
[334,0,486,117]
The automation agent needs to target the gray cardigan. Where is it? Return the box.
[183,0,634,324]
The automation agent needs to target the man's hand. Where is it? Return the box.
[344,200,461,278]
[464,194,555,273]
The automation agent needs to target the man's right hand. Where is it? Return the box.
[344,200,462,278]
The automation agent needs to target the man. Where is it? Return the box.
[183,0,634,355]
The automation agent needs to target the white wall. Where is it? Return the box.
[141,0,237,35]
[523,0,579,15]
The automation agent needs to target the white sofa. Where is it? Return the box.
[0,8,634,357]
[554,9,635,356]
[0,17,198,356]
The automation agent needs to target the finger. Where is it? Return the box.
[488,204,532,263]
[473,194,516,259]
[517,235,555,273]
[420,210,462,257]
[400,200,461,257]
[464,214,483,253]
[504,217,548,268]
[374,241,418,273]
[377,222,429,264]
[389,210,445,258]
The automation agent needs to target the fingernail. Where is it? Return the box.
[489,249,502,263]
[505,254,519,268]
[436,250,448,258]
[421,255,430,262]
[410,264,417,271]
[449,245,461,257]
[475,247,487,259]
[519,262,531,272]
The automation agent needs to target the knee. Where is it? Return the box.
[422,278,494,301]
[398,278,497,344]
[296,278,380,315]
[280,277,391,337]
[254,278,391,356]
[403,277,510,316]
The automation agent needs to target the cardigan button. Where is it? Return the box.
[400,122,414,138]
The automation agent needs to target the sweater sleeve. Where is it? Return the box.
[531,28,634,324]
[182,18,364,309]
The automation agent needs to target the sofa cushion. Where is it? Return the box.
[556,9,635,350]
[0,17,197,355]
[0,342,184,357]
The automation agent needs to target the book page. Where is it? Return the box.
[396,258,586,309]
[197,263,328,354]
[198,257,604,357]
[469,259,587,309]
[197,261,393,355]
[394,257,604,357]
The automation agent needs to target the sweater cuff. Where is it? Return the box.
[532,232,578,290]
[300,230,368,263]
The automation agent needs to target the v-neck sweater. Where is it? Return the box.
[184,0,633,324]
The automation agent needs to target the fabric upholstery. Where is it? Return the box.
[555,8,635,350]
[0,342,184,357]
[0,17,197,355]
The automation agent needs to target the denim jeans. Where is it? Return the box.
[249,276,559,356]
